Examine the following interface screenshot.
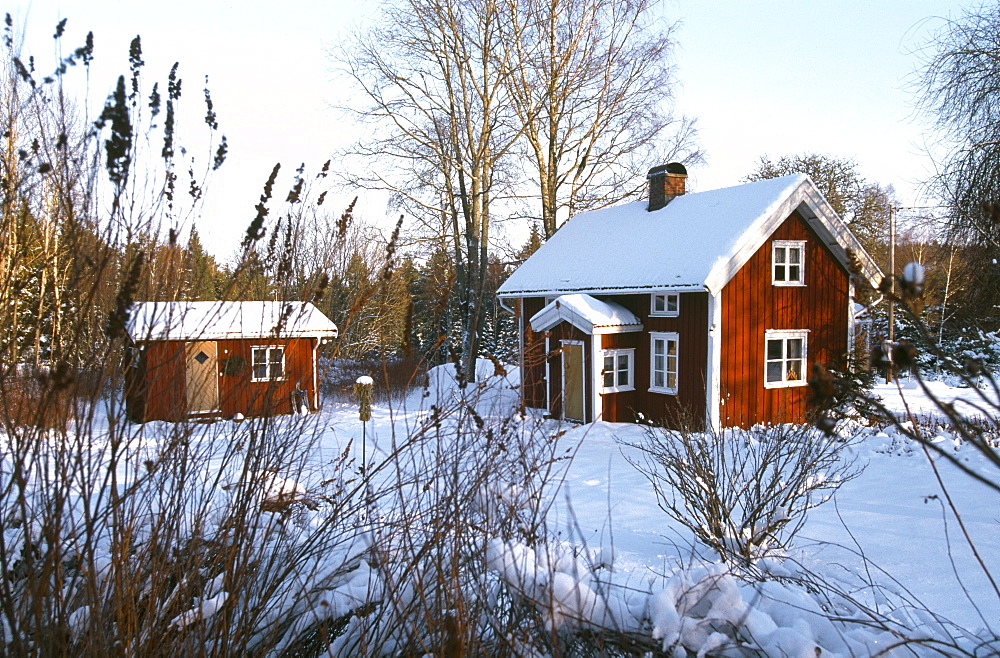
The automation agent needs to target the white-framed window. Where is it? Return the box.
[600,348,634,393]
[772,240,806,286]
[649,332,679,394]
[764,330,808,388]
[650,292,680,317]
[251,346,286,381]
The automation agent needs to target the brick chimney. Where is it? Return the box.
[647,162,688,211]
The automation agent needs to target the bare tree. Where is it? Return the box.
[337,0,521,382]
[917,4,1000,327]
[505,0,700,238]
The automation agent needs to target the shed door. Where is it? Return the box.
[562,341,585,422]
[186,341,219,413]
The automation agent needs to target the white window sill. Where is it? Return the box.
[648,386,678,395]
[600,386,635,395]
[764,379,808,389]
[649,312,680,318]
[772,281,806,287]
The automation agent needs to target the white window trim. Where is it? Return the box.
[251,345,287,382]
[772,240,806,287]
[763,329,809,389]
[650,292,680,317]
[649,331,679,395]
[600,348,635,394]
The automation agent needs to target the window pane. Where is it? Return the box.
[654,339,664,356]
[654,295,665,312]
[617,354,629,386]
[667,294,678,312]
[655,354,664,372]
[766,362,783,382]
[667,340,677,356]
[774,265,786,281]
[787,361,802,381]
[667,372,677,388]
[252,349,268,379]
[789,265,800,281]
[269,348,283,378]
[787,338,803,359]
[603,370,613,388]
[654,371,664,387]
[767,339,783,360]
[789,248,801,265]
[774,247,786,264]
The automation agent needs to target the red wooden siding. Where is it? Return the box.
[521,297,547,409]
[597,292,708,428]
[719,210,850,427]
[129,337,319,422]
[216,338,317,417]
[135,341,186,422]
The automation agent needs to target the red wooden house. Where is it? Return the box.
[124,301,338,422]
[497,164,883,430]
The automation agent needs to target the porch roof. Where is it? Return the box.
[530,294,642,335]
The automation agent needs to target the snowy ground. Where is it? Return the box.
[319,366,1000,648]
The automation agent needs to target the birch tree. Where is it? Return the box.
[338,0,519,382]
[505,0,699,238]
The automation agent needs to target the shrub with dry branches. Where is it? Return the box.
[623,423,862,572]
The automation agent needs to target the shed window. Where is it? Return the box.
[252,346,285,381]
[772,240,806,285]
[649,332,679,394]
[650,292,679,317]
[764,330,808,388]
[601,348,634,393]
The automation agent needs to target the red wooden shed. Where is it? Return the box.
[124,301,338,422]
[497,164,883,430]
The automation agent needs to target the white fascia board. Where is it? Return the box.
[499,284,706,299]
[592,324,643,335]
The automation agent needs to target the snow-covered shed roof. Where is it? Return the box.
[530,294,642,334]
[498,174,883,297]
[126,301,339,342]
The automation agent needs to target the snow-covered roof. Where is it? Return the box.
[126,301,339,342]
[530,294,642,334]
[498,174,883,297]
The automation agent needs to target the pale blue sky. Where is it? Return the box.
[13,0,973,257]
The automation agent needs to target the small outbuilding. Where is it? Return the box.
[497,164,884,430]
[124,301,339,422]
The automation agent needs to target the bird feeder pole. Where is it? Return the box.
[354,376,373,474]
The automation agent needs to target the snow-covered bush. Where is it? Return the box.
[0,401,378,655]
[623,423,862,571]
[328,380,574,655]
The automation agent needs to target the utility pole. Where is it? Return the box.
[886,204,896,384]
